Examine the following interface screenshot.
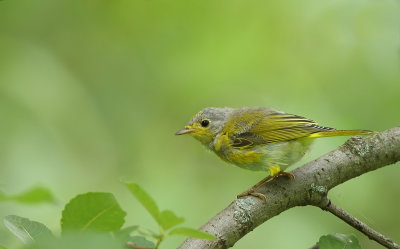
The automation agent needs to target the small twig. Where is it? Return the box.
[154,238,162,249]
[319,198,400,249]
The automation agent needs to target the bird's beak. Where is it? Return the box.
[175,126,195,135]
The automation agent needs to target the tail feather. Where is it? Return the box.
[308,129,374,138]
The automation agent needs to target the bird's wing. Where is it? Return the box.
[223,109,335,148]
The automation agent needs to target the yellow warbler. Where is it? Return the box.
[176,107,372,200]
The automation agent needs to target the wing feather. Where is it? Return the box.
[224,108,335,148]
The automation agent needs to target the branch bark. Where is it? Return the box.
[178,127,400,249]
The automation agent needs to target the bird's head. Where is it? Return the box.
[175,107,233,146]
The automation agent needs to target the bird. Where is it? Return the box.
[175,107,373,201]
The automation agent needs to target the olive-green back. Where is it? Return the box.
[222,108,335,148]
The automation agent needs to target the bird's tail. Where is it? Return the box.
[308,129,374,138]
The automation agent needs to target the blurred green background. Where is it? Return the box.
[0,0,399,248]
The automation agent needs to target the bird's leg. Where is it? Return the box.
[274,171,295,180]
[237,165,295,202]
[269,165,295,180]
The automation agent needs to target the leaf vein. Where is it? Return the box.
[80,205,115,232]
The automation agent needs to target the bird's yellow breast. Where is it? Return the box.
[212,134,314,172]
[213,133,262,166]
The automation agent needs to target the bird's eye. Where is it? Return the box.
[201,119,210,127]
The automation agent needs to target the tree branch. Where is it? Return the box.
[318,198,400,249]
[178,127,400,249]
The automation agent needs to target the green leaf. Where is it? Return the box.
[0,245,8,249]
[3,215,53,243]
[124,182,186,231]
[114,225,139,243]
[127,236,155,249]
[61,192,126,233]
[168,227,216,240]
[124,182,160,223]
[158,210,185,230]
[319,233,361,249]
[25,232,124,249]
[0,186,55,204]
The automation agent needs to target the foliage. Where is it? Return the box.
[3,215,53,244]
[124,181,216,247]
[61,192,126,233]
[0,186,55,204]
[2,183,216,249]
[318,233,361,249]
[2,185,366,248]
[25,233,123,249]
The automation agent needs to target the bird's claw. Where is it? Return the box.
[237,189,267,203]
[250,192,267,202]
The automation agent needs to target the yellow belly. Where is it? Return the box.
[213,137,315,173]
